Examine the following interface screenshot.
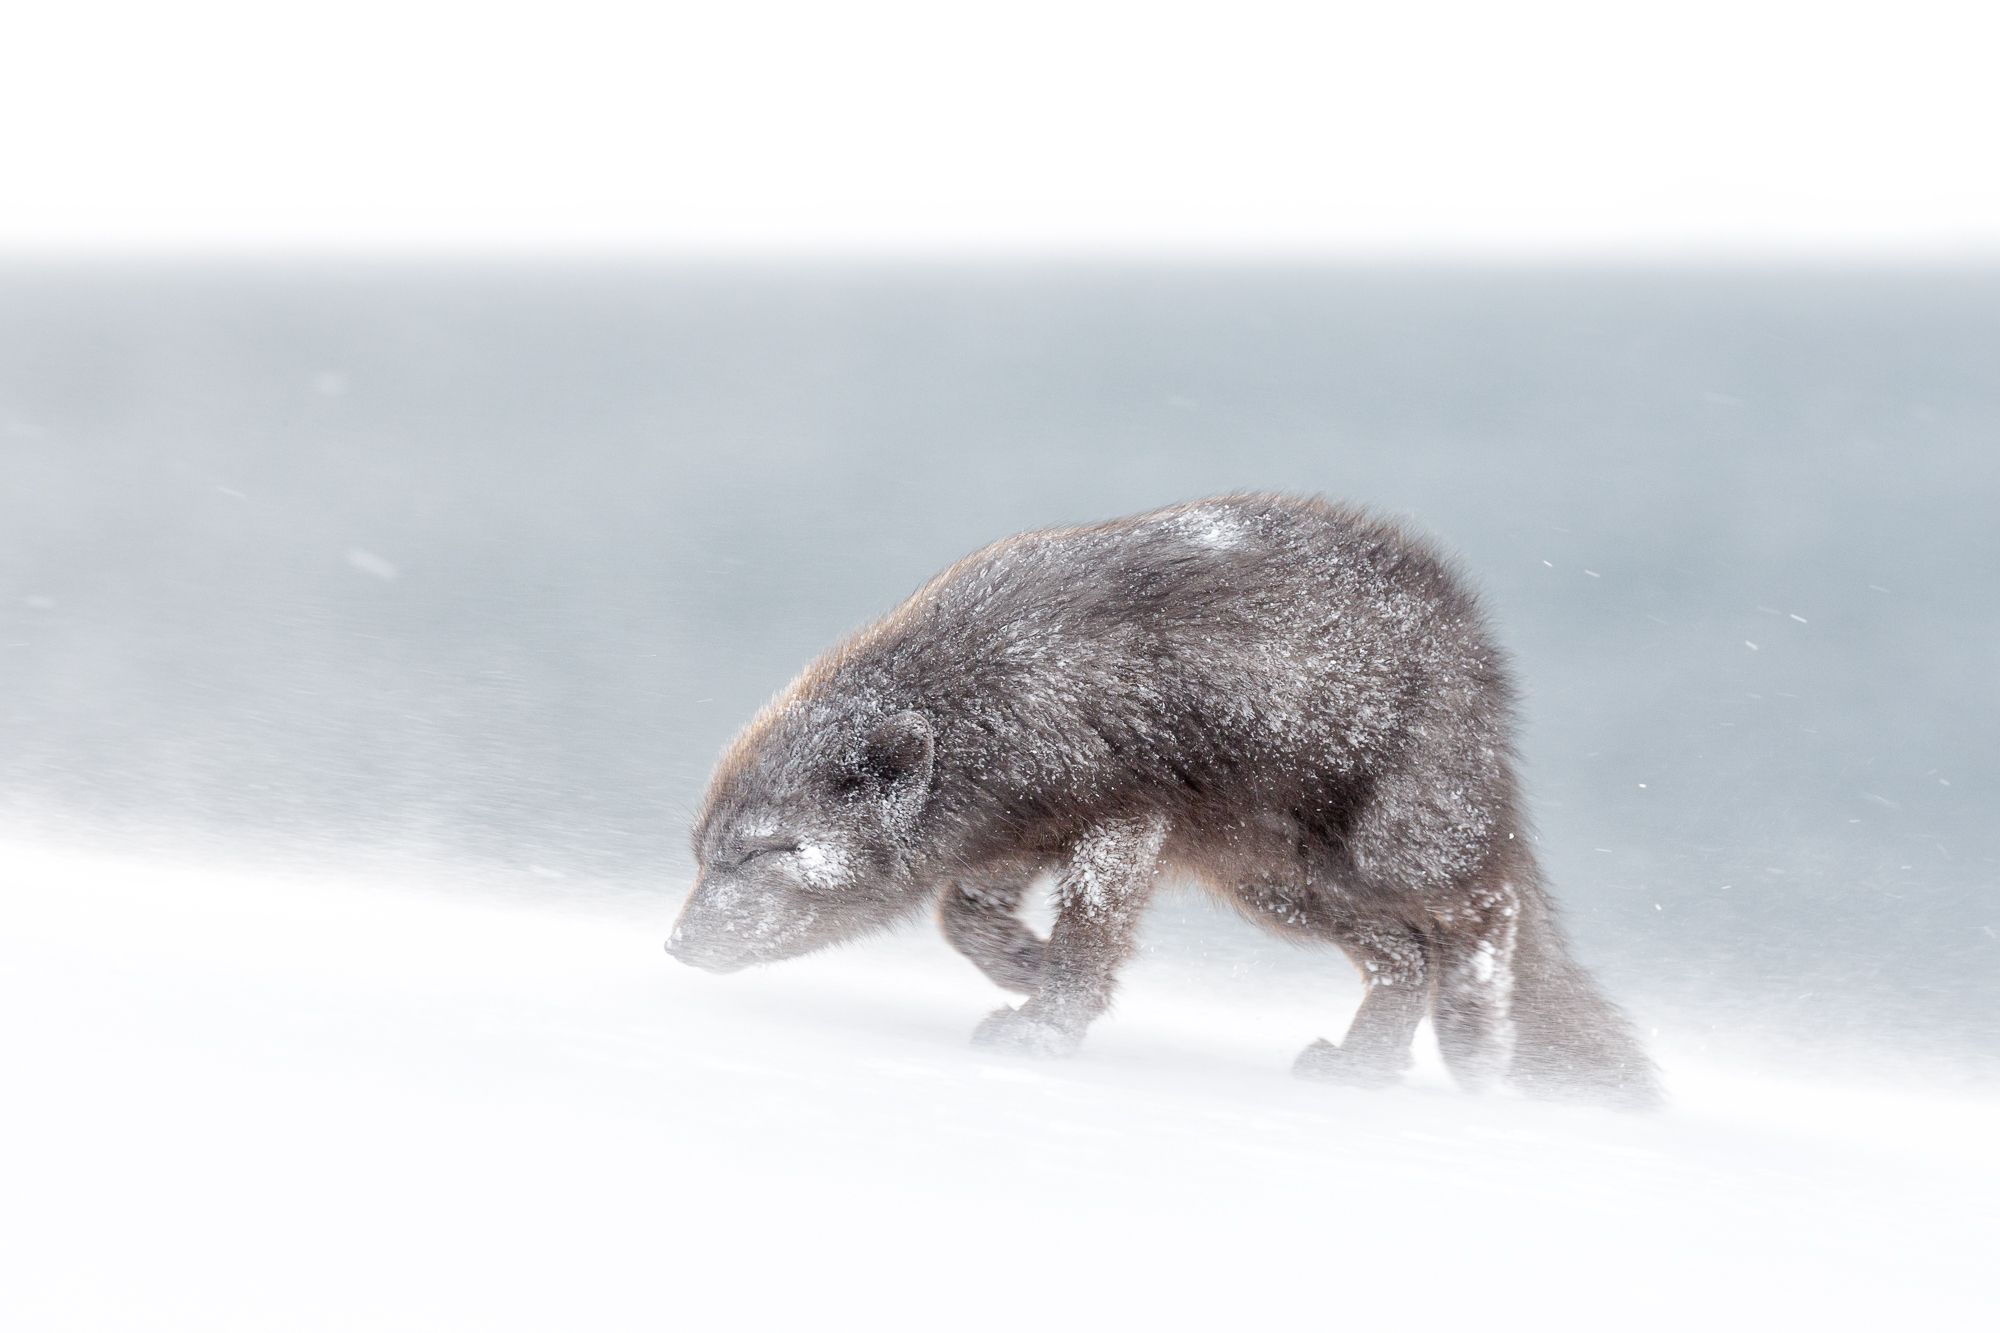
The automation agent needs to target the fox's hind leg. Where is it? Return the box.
[1292,735,1522,1088]
[1224,872,1430,1087]
[1428,877,1521,1092]
[1292,920,1431,1087]
[939,870,1045,995]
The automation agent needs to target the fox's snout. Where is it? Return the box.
[663,922,736,972]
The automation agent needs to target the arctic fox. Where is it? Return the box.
[667,492,1661,1107]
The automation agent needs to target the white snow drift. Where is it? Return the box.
[2,838,1990,1332]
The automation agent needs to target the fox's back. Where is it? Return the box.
[845,492,1508,789]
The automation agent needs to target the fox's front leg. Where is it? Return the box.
[939,872,1044,994]
[972,814,1167,1056]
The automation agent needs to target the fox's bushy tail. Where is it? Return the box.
[1505,884,1663,1110]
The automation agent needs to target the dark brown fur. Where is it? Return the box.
[668,492,1662,1107]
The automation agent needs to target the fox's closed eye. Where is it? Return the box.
[731,839,798,867]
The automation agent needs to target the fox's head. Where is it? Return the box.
[666,703,936,972]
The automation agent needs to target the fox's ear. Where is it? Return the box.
[861,710,934,792]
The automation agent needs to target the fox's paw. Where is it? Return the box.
[1291,1038,1405,1088]
[971,1005,1080,1058]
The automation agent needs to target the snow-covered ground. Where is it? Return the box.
[3,838,1991,1331]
